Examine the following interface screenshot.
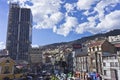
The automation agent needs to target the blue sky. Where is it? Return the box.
[0,0,120,49]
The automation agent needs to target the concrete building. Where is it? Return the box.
[73,43,88,79]
[76,54,88,79]
[108,35,120,44]
[108,35,120,52]
[6,3,32,61]
[102,54,120,80]
[87,40,115,75]
[108,35,120,70]
[0,57,15,79]
[0,49,9,57]
[67,52,75,74]
[29,47,43,73]
[29,47,42,65]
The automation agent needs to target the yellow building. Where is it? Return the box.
[0,57,15,74]
[0,57,22,79]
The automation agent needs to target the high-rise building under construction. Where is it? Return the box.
[6,3,32,61]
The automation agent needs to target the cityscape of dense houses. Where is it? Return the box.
[32,35,119,80]
[0,2,120,80]
[1,35,120,80]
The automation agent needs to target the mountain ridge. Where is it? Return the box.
[43,29,120,49]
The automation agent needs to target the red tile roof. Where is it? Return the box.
[88,40,105,47]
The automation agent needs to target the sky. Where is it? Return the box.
[0,0,120,49]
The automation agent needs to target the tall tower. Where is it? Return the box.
[6,3,32,61]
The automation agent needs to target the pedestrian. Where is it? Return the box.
[96,74,102,80]
[99,75,102,80]
[86,73,91,80]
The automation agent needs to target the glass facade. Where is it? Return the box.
[6,3,32,61]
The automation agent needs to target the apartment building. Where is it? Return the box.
[73,43,88,79]
[87,40,115,75]
[102,54,120,80]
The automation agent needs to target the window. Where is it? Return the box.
[93,47,95,51]
[104,70,107,76]
[110,62,114,67]
[4,66,10,74]
[6,60,10,63]
[89,48,91,52]
[99,47,101,50]
[97,46,99,51]
[81,49,83,52]
[103,63,106,66]
[115,62,118,67]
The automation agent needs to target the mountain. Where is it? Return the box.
[42,29,120,49]
[71,29,120,44]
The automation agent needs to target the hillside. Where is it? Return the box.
[42,29,120,49]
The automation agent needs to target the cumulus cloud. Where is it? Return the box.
[64,3,76,13]
[30,0,64,30]
[0,42,5,50]
[96,10,120,32]
[80,10,120,34]
[34,12,64,29]
[76,0,120,34]
[8,0,31,7]
[94,0,120,21]
[75,23,88,34]
[32,44,39,48]
[56,16,78,36]
[77,0,97,10]
[8,0,63,28]
[7,0,120,36]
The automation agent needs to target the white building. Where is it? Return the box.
[102,53,120,80]
[73,43,88,72]
[72,43,88,79]
[29,47,43,64]
[108,35,120,44]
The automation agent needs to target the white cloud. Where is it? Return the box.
[8,0,30,7]
[78,10,120,34]
[75,22,97,34]
[30,0,63,30]
[0,42,5,50]
[77,0,97,10]
[94,0,120,21]
[75,23,88,34]
[76,0,120,34]
[8,0,63,29]
[32,44,39,48]
[76,15,98,34]
[7,0,120,36]
[96,10,120,32]
[56,16,78,36]
[64,3,76,13]
[83,10,96,16]
[34,12,64,29]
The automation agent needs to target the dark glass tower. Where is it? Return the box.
[6,3,32,61]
